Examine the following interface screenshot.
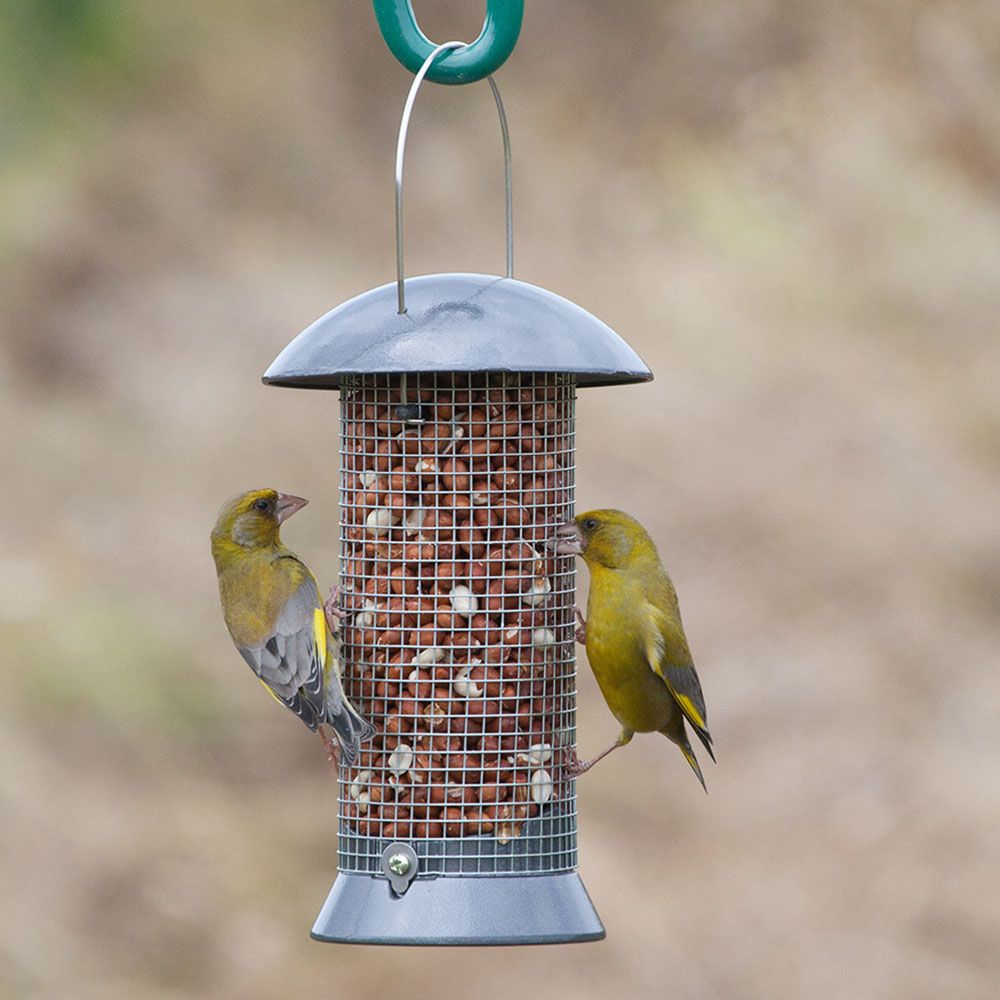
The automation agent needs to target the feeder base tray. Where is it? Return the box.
[311,871,605,946]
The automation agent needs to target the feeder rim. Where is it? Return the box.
[261,272,653,390]
[263,369,653,389]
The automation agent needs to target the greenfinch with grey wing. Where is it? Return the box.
[211,489,373,766]
[556,509,713,790]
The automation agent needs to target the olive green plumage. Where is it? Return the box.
[560,508,713,790]
[211,488,373,765]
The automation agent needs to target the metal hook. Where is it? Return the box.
[395,42,514,314]
[373,0,523,86]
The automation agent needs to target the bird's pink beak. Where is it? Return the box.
[553,520,583,555]
[275,493,308,524]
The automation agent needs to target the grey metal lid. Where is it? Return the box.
[262,272,652,389]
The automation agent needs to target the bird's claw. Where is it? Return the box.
[321,731,341,770]
[323,585,343,633]
[562,747,593,779]
[573,605,587,645]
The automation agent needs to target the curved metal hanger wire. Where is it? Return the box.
[395,42,514,314]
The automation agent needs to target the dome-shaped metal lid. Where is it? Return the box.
[262,273,652,389]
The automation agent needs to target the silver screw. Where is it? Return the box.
[387,853,410,876]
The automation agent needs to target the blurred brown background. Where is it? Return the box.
[2,1,999,997]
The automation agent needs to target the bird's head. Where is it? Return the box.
[554,508,655,569]
[211,489,308,551]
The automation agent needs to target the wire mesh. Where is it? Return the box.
[336,372,578,876]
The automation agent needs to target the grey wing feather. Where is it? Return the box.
[237,573,375,761]
[238,576,326,730]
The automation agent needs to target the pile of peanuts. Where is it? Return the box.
[337,374,576,844]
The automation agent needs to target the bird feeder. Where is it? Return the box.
[262,6,650,946]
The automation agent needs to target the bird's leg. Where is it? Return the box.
[564,743,616,777]
[323,585,343,634]
[573,605,587,645]
[565,729,633,777]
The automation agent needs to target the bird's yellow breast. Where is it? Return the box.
[584,565,675,733]
[216,546,308,648]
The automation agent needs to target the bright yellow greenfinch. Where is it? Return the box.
[211,488,373,766]
[556,509,714,790]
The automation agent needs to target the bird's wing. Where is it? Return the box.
[642,601,712,742]
[237,570,326,731]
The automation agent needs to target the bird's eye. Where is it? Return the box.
[584,518,598,531]
[253,498,270,512]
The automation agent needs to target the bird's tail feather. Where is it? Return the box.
[679,742,708,793]
[660,716,709,792]
[326,699,375,769]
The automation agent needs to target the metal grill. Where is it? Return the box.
[335,371,578,877]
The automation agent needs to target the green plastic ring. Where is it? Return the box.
[372,0,524,85]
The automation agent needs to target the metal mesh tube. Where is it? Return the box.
[336,372,578,877]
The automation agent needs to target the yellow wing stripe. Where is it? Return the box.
[258,677,284,705]
[675,693,706,731]
[313,607,327,664]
